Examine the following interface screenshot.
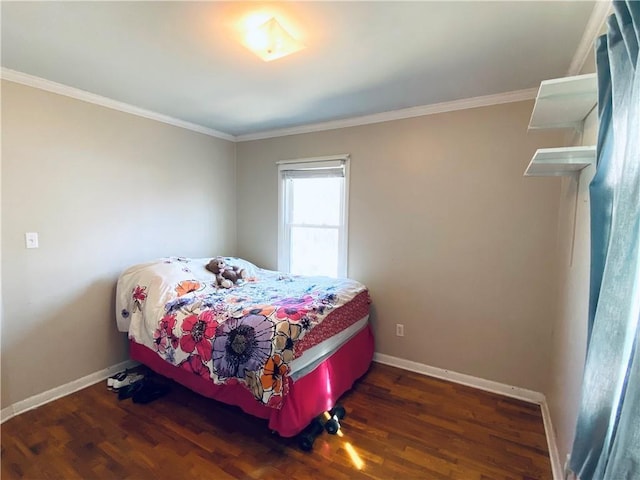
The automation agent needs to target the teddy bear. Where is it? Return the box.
[206,257,247,288]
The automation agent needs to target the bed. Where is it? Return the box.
[115,257,374,437]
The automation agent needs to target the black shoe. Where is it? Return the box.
[117,378,145,400]
[132,380,171,404]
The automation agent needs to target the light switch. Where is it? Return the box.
[25,232,39,249]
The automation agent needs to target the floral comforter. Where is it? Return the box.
[116,257,367,408]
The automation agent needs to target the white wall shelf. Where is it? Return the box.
[525,146,596,177]
[529,73,597,131]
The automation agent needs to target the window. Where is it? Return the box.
[278,155,349,278]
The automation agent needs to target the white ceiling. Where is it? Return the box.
[1,1,596,138]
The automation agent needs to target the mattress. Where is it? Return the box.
[289,315,369,380]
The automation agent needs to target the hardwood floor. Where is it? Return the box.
[1,363,552,479]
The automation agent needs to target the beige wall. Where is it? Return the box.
[1,81,237,408]
[545,105,597,467]
[237,101,565,392]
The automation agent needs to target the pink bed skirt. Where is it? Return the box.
[129,324,375,437]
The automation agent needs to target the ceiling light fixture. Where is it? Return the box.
[244,17,305,62]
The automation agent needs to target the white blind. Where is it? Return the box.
[279,159,345,179]
[281,168,344,179]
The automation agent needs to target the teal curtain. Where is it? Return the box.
[570,1,640,479]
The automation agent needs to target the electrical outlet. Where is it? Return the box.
[25,232,39,249]
[396,324,404,337]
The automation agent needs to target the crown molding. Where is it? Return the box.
[2,67,539,144]
[567,1,612,76]
[236,87,538,142]
[0,68,236,142]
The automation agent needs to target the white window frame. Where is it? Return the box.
[277,154,350,278]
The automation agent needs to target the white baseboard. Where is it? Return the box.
[373,352,545,404]
[1,359,137,424]
[373,352,562,480]
[1,405,15,423]
[541,399,564,480]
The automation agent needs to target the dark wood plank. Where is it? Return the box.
[1,363,552,479]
